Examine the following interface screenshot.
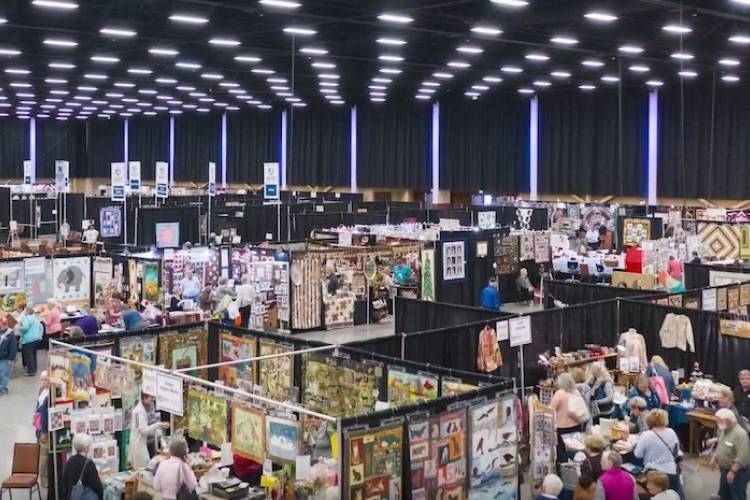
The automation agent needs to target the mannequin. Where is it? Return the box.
[618,328,648,372]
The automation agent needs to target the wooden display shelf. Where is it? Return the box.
[548,352,619,374]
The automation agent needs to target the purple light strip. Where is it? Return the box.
[169,116,175,185]
[281,110,287,190]
[431,102,440,195]
[529,97,539,200]
[221,112,227,187]
[648,90,658,205]
[123,118,129,165]
[350,106,357,192]
[29,117,36,182]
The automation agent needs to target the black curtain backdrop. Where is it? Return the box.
[617,299,746,387]
[0,118,29,178]
[439,95,529,193]
[538,87,648,196]
[84,118,124,178]
[137,206,200,246]
[36,120,86,180]
[288,106,349,187]
[0,187,10,226]
[545,279,661,305]
[394,297,510,333]
[226,110,280,184]
[174,114,220,183]
[357,102,431,189]
[128,116,168,180]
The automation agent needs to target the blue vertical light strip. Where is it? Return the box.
[123,118,129,165]
[169,116,175,185]
[431,102,440,195]
[350,106,357,192]
[221,112,227,187]
[29,117,36,180]
[648,90,658,205]
[280,110,287,189]
[529,97,539,200]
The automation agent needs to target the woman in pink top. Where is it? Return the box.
[667,256,683,280]
[550,372,585,460]
[594,451,638,500]
[43,299,63,340]
[105,293,124,325]
[153,440,197,500]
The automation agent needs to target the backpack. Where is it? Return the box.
[567,391,591,423]
[70,459,99,500]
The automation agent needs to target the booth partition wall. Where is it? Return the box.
[4,80,750,199]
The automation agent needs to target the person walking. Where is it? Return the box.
[62,434,103,500]
[18,306,43,376]
[0,316,17,394]
[711,408,750,500]
[480,277,501,311]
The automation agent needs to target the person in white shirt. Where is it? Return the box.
[586,225,601,250]
[82,223,99,246]
[179,268,201,303]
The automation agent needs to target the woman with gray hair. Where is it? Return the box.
[550,372,587,460]
[62,434,103,500]
[594,451,637,500]
[153,440,197,500]
[626,396,649,434]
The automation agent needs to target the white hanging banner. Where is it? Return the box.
[155,161,169,199]
[111,162,126,201]
[509,315,532,347]
[128,161,141,192]
[54,160,70,193]
[264,162,280,200]
[23,160,35,187]
[155,372,183,415]
[208,161,216,197]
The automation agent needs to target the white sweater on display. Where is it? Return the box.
[658,313,695,352]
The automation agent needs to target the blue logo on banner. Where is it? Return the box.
[130,180,139,190]
[265,184,278,198]
[157,184,167,196]
[113,186,125,200]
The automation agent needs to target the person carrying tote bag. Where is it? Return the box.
[154,440,197,500]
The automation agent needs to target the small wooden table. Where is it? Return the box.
[687,410,717,455]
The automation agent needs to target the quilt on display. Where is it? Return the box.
[53,257,91,305]
[698,223,740,260]
[519,234,534,261]
[346,423,403,500]
[534,233,550,263]
[494,235,519,275]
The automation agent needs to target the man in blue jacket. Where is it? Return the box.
[0,316,18,394]
[480,277,502,311]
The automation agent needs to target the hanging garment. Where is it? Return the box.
[477,325,503,373]
[618,329,648,372]
[658,313,695,352]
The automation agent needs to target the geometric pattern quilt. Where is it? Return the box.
[698,223,740,260]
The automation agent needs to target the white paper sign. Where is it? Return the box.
[338,232,353,247]
[155,372,183,415]
[55,160,70,193]
[477,211,496,230]
[23,160,34,186]
[111,162,126,201]
[208,161,216,196]
[509,315,532,347]
[128,161,141,192]
[264,162,280,200]
[155,161,169,198]
[295,455,311,481]
[496,320,509,342]
[142,368,157,396]
[702,288,717,311]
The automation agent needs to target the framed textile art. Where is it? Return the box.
[622,218,651,247]
[258,339,294,401]
[698,223,740,261]
[53,257,91,305]
[440,377,478,397]
[346,423,403,500]
[266,416,300,463]
[386,366,438,408]
[0,261,24,295]
[420,249,435,301]
[142,262,159,302]
[231,402,265,463]
[218,332,257,389]
[187,388,228,447]
[24,257,52,307]
[100,206,122,238]
[442,241,465,281]
[158,330,208,379]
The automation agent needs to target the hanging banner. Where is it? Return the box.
[111,162,126,201]
[23,160,34,189]
[93,257,114,307]
[54,160,70,193]
[128,161,141,192]
[155,161,169,199]
[208,161,216,197]
[264,162,280,200]
[156,372,184,415]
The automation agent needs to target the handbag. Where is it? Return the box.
[649,364,670,404]
[70,459,99,500]
[652,430,683,476]
[176,462,199,500]
[567,392,591,424]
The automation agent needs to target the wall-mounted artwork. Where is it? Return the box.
[442,241,465,281]
[231,402,265,463]
[386,366,438,407]
[99,206,122,238]
[187,388,228,447]
[622,218,651,246]
[156,222,180,248]
[346,424,403,500]
[53,257,91,305]
[258,340,294,401]
[219,332,257,389]
[0,261,24,295]
[266,416,300,463]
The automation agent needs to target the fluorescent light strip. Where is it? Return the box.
[648,91,658,204]
[529,97,538,200]
[431,102,439,195]
[350,106,357,192]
